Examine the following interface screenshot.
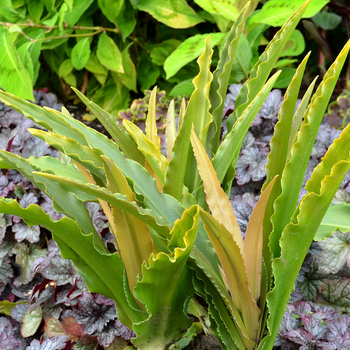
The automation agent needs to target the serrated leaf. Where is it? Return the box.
[164,36,213,199]
[0,27,34,101]
[164,33,225,79]
[261,141,350,349]
[208,5,248,153]
[227,0,311,132]
[0,198,145,328]
[244,177,277,303]
[32,171,171,237]
[137,0,203,29]
[212,71,281,184]
[98,0,123,23]
[269,41,350,259]
[97,32,123,73]
[199,210,260,343]
[133,205,199,349]
[123,120,168,184]
[71,38,91,70]
[102,156,153,298]
[72,87,144,164]
[165,100,176,161]
[231,33,252,82]
[191,129,242,250]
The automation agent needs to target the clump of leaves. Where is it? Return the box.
[227,83,347,234]
[276,300,350,349]
[119,89,183,153]
[0,91,134,349]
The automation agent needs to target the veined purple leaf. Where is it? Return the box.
[0,317,25,350]
[26,336,68,350]
[12,243,46,285]
[73,292,117,335]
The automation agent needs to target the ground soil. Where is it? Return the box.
[186,333,222,350]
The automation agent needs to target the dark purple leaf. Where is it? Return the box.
[74,292,116,334]
[0,261,14,294]
[236,146,268,185]
[0,316,25,350]
[32,240,78,286]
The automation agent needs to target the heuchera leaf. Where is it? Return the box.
[21,307,43,337]
[44,316,84,340]
[13,242,47,285]
[26,336,69,350]
[320,278,350,313]
[317,231,350,274]
[74,292,116,335]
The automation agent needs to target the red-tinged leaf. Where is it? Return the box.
[199,209,260,343]
[191,128,243,252]
[244,176,277,303]
[45,316,84,340]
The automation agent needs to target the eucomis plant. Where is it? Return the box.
[0,1,349,349]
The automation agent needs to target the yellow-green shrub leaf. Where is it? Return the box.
[71,37,91,70]
[137,0,203,29]
[97,32,124,73]
[0,27,34,101]
[98,0,123,23]
[164,33,225,79]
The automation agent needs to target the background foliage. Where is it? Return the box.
[0,0,342,117]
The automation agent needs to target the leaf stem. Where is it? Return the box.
[0,22,120,42]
